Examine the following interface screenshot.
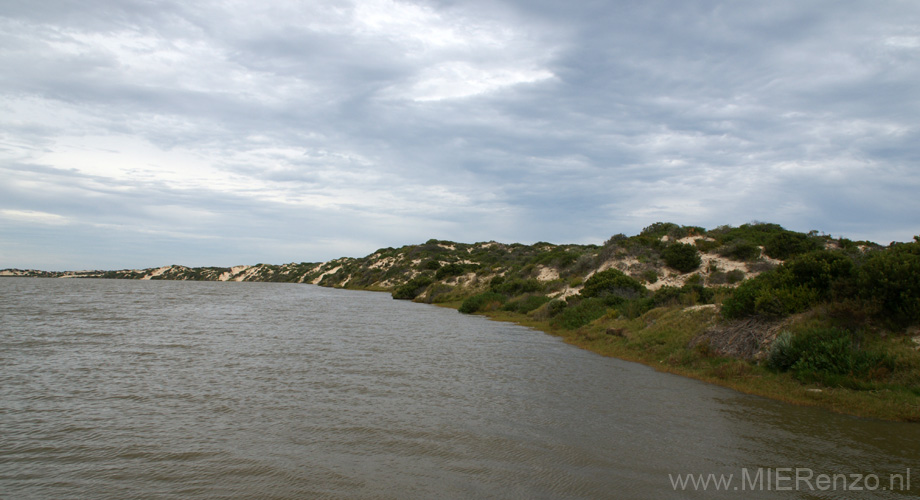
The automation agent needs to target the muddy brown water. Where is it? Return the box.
[1,278,917,499]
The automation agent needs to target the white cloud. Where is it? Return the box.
[0,209,69,225]
[884,36,920,48]
[400,61,554,101]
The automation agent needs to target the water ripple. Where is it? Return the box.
[1,278,918,499]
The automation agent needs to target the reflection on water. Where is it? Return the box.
[1,278,917,499]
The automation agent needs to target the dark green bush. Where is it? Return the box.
[662,243,702,273]
[751,285,820,317]
[767,328,892,386]
[491,278,543,296]
[708,222,786,247]
[581,269,647,300]
[614,297,656,319]
[459,292,507,314]
[640,222,681,239]
[651,283,713,307]
[695,238,721,253]
[786,250,854,294]
[554,297,608,329]
[435,263,466,280]
[858,240,920,327]
[652,286,683,306]
[726,269,745,284]
[763,231,821,260]
[708,271,728,285]
[721,273,772,318]
[570,254,596,277]
[682,282,714,304]
[423,260,442,270]
[532,249,581,268]
[766,331,798,372]
[717,241,761,261]
[502,295,552,314]
[392,275,434,300]
[546,299,568,317]
[722,250,857,319]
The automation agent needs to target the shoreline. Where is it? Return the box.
[430,301,920,423]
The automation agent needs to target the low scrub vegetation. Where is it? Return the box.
[459,292,507,314]
[766,328,893,388]
[722,240,920,328]
[392,275,434,300]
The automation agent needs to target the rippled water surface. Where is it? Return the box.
[1,278,917,499]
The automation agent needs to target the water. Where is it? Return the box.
[0,278,917,499]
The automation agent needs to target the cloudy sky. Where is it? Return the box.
[2,0,919,270]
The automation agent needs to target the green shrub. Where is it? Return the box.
[717,241,761,261]
[746,260,777,273]
[695,238,721,253]
[555,297,609,329]
[684,282,714,303]
[640,222,681,239]
[652,286,683,306]
[392,275,434,300]
[425,284,458,303]
[491,278,543,296]
[544,279,565,293]
[751,285,820,317]
[581,269,647,300]
[786,250,854,294]
[546,299,568,317]
[435,263,466,280]
[532,249,581,268]
[858,240,920,327]
[502,295,552,314]
[766,331,798,371]
[459,292,507,314]
[763,231,821,260]
[708,271,728,285]
[662,243,702,273]
[423,260,442,270]
[614,297,656,319]
[766,328,893,386]
[723,277,819,319]
[721,274,769,318]
[708,222,786,247]
[722,250,857,319]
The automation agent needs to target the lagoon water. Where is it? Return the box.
[0,278,917,499]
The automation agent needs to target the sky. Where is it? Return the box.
[2,0,919,270]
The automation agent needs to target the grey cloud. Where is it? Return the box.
[2,0,919,270]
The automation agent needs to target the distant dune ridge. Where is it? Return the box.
[1,227,789,289]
